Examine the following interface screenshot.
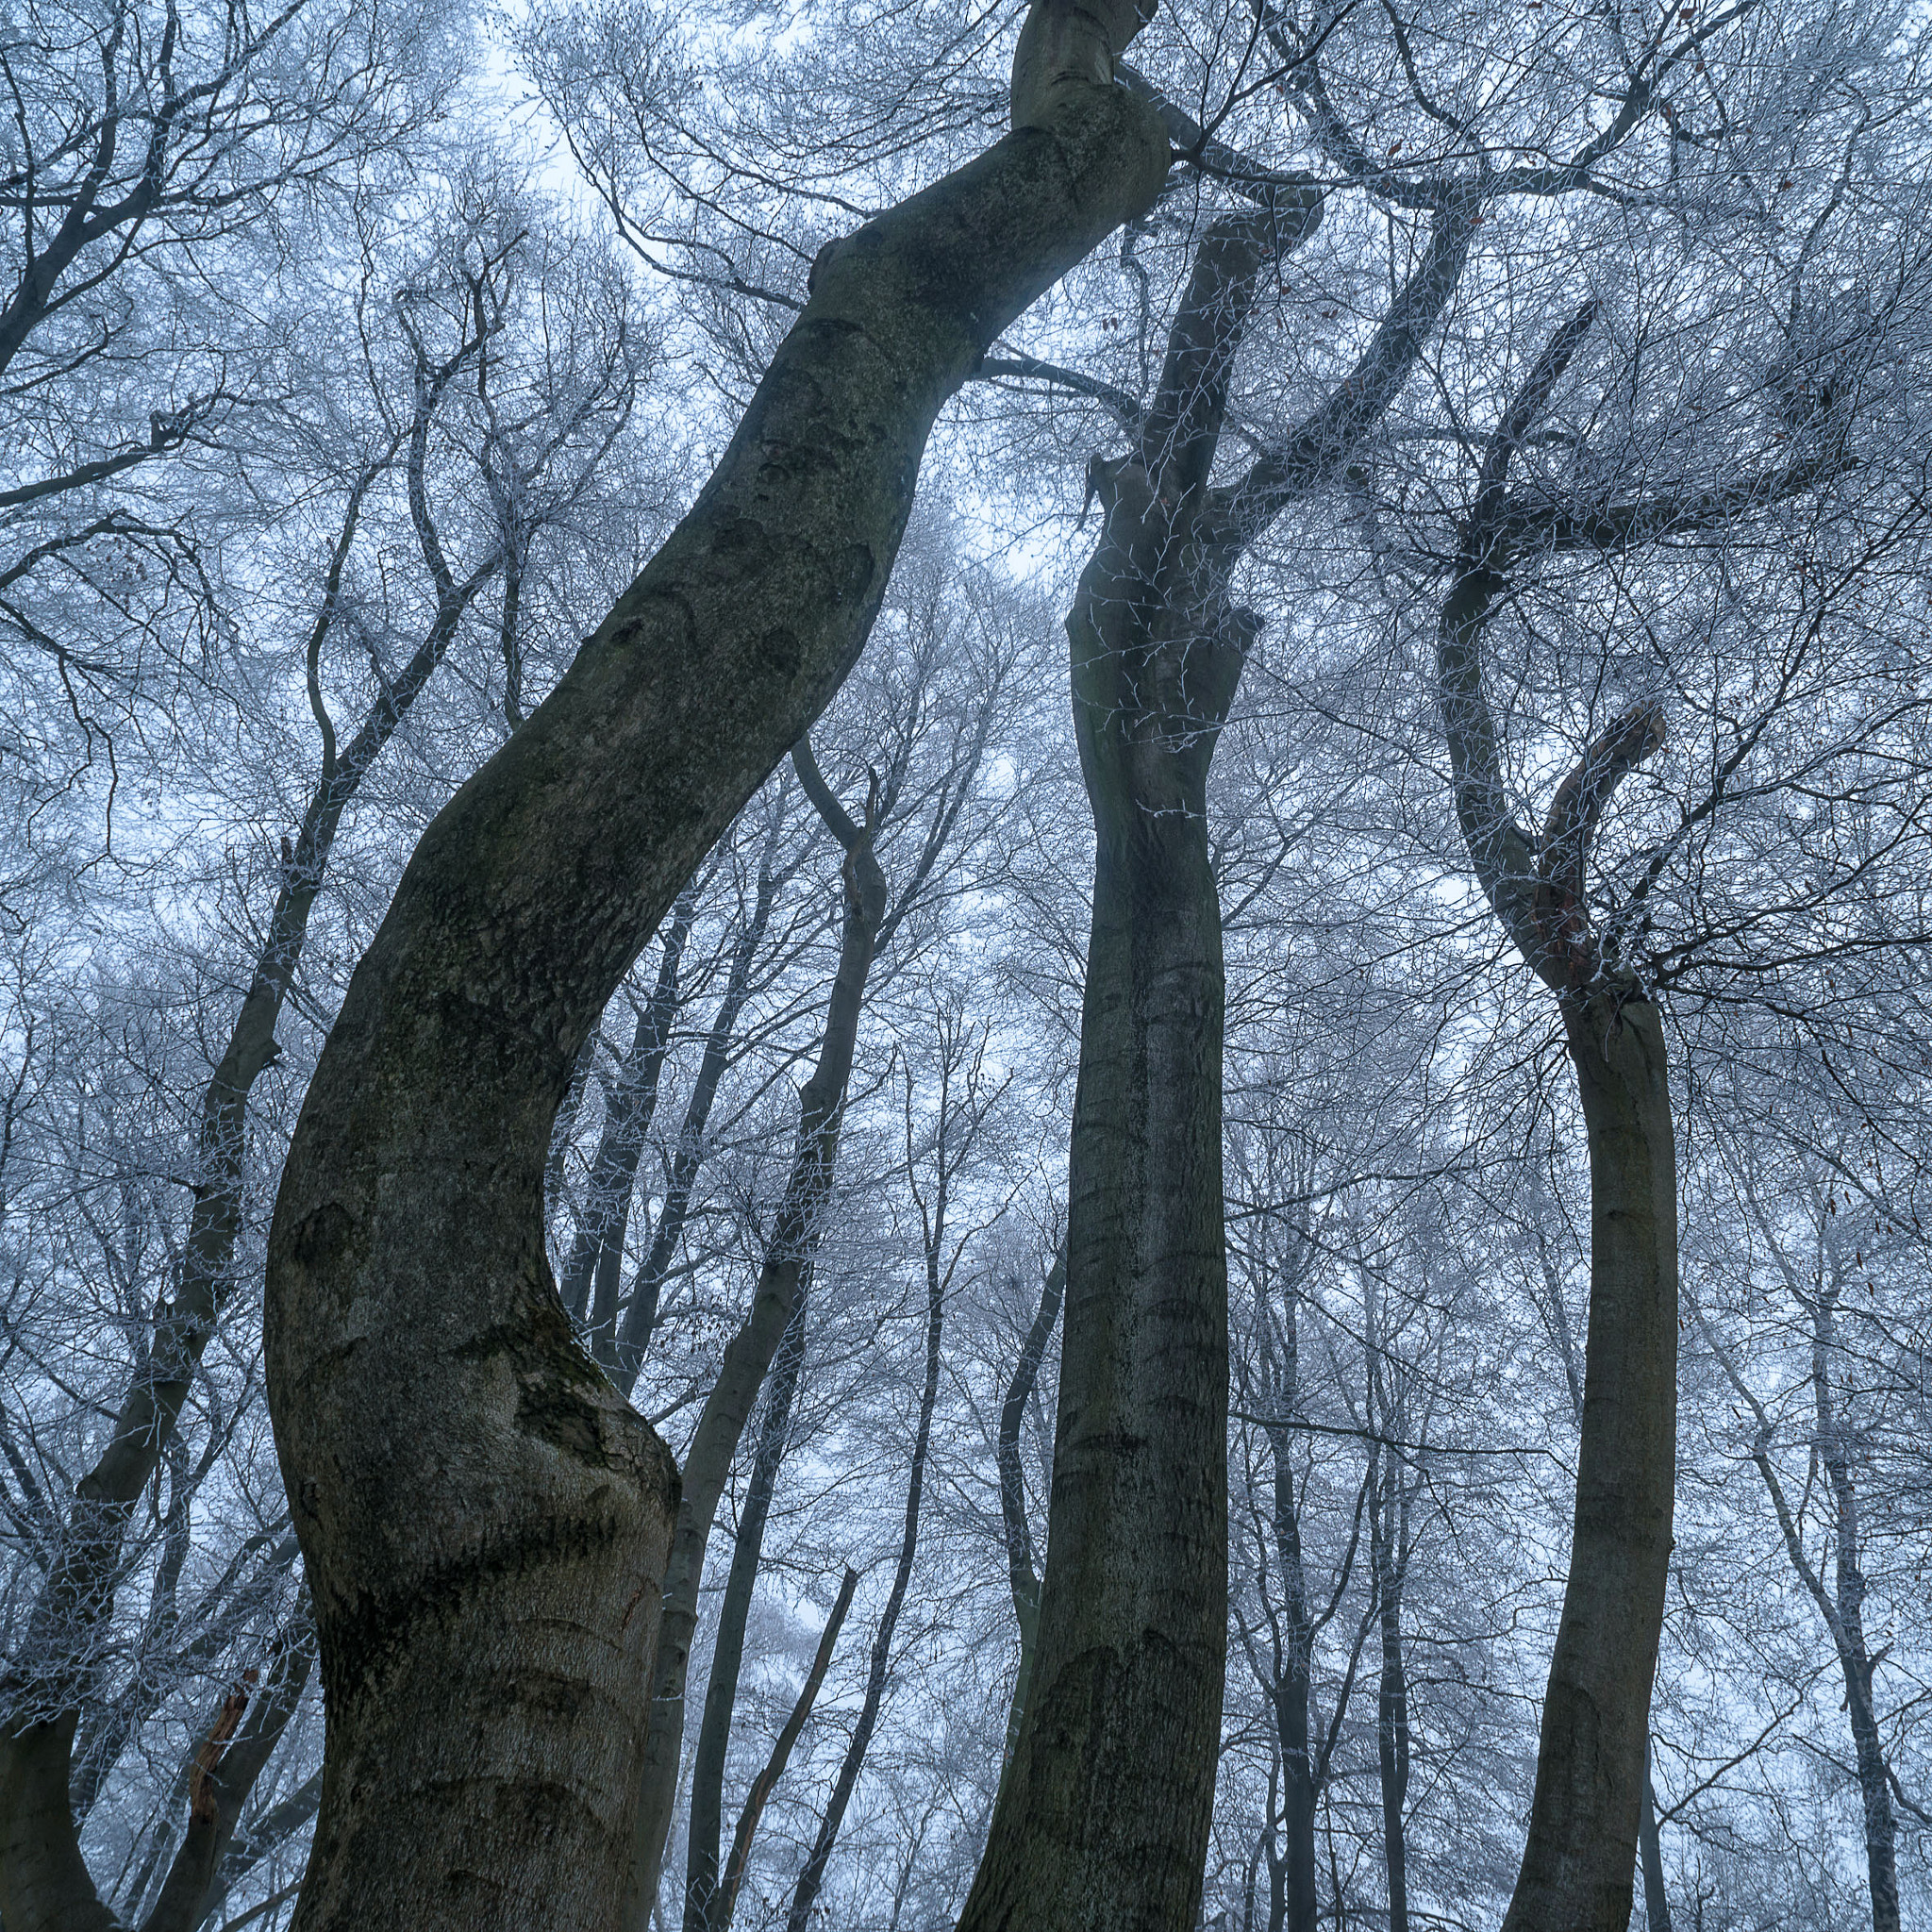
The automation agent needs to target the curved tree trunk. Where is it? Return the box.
[1434,305,1679,1932]
[261,30,1169,1925]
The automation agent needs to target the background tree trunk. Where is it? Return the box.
[714,1563,858,1932]
[995,1245,1065,1801]
[683,1289,809,1932]
[625,768,885,1926]
[783,1120,951,1932]
[139,1610,318,1932]
[559,893,696,1329]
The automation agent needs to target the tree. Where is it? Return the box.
[258,9,1171,1919]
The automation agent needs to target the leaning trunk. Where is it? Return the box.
[139,1610,318,1932]
[1639,1756,1672,1932]
[994,1247,1065,1800]
[559,896,694,1327]
[1501,990,1677,1932]
[261,13,1167,1925]
[784,1195,947,1932]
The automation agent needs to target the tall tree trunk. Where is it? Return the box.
[959,198,1322,1932]
[683,1288,810,1932]
[1810,1285,1903,1932]
[1369,1444,1410,1932]
[1700,1268,1902,1932]
[958,161,1494,1932]
[958,467,1245,1932]
[1434,305,1679,1932]
[624,761,886,1926]
[1270,1409,1319,1932]
[784,1169,949,1932]
[261,19,1167,1920]
[0,432,497,1932]
[1500,991,1677,1932]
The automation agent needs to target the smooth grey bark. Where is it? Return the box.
[1500,990,1677,1932]
[713,1563,859,1932]
[994,1246,1066,1797]
[1541,1194,1672,1932]
[1434,306,1679,1932]
[958,205,1287,1932]
[0,343,501,1932]
[559,890,698,1329]
[138,1610,317,1932]
[682,1283,809,1932]
[261,15,1170,1921]
[625,748,887,1927]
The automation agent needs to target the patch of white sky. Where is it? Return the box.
[471,3,609,215]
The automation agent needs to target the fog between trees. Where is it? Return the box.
[2,0,1930,1927]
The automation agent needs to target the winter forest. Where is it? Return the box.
[2,0,1931,1925]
